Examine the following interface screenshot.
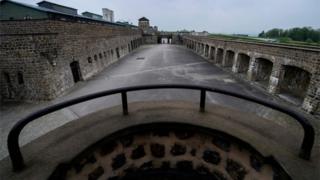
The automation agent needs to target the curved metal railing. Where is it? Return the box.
[7,84,315,171]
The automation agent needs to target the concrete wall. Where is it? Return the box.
[183,36,320,115]
[0,19,143,101]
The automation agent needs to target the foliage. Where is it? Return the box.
[258,27,320,43]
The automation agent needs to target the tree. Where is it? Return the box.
[258,31,265,37]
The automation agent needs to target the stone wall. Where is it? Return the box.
[183,36,320,115]
[0,20,143,101]
[50,125,290,180]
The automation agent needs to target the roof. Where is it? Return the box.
[139,17,149,21]
[82,11,103,18]
[37,0,77,11]
[0,0,132,27]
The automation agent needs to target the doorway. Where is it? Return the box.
[70,61,82,83]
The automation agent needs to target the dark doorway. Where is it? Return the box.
[157,37,162,44]
[237,53,250,73]
[280,66,311,101]
[116,48,120,58]
[70,61,82,83]
[225,50,235,67]
[216,48,224,64]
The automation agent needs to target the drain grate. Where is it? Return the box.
[136,57,145,60]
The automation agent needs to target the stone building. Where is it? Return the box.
[0,0,143,101]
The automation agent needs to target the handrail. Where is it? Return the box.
[7,84,315,171]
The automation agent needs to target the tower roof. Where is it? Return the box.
[139,17,149,21]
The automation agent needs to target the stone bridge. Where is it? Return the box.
[183,36,320,115]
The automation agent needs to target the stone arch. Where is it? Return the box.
[255,58,273,83]
[216,48,224,64]
[237,53,250,73]
[280,65,311,103]
[224,50,235,67]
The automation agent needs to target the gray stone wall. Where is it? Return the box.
[183,36,320,115]
[51,128,289,180]
[0,20,143,101]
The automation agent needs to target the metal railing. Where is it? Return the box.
[7,84,315,171]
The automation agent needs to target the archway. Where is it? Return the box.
[237,53,250,73]
[280,66,311,104]
[225,50,235,67]
[255,58,273,87]
[216,48,224,64]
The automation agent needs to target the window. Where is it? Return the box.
[94,55,98,61]
[18,72,24,84]
[99,53,103,59]
[103,52,106,58]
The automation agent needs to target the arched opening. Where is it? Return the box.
[205,45,209,57]
[216,48,224,64]
[255,58,273,87]
[225,50,235,67]
[280,66,311,104]
[70,61,82,83]
[210,47,215,60]
[237,53,250,73]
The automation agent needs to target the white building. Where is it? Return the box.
[102,8,114,22]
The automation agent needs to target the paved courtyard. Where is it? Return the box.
[0,44,318,160]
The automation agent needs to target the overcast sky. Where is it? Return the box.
[17,0,320,35]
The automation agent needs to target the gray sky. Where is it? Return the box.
[17,0,320,35]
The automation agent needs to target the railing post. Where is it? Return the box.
[8,128,25,171]
[298,126,315,160]
[200,89,206,113]
[121,92,128,115]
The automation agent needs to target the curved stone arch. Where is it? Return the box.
[279,64,312,103]
[224,49,236,67]
[253,54,276,64]
[280,59,313,75]
[236,51,251,58]
[235,52,251,74]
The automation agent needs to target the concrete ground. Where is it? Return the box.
[0,44,319,163]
